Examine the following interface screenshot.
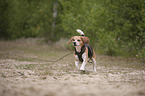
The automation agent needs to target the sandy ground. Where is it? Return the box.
[0,39,145,96]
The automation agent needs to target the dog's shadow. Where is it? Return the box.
[78,70,96,75]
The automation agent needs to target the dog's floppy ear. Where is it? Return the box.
[68,37,74,44]
[81,37,90,44]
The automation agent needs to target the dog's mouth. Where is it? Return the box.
[73,42,77,46]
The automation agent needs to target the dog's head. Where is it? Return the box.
[68,36,90,46]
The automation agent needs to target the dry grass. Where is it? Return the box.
[0,38,145,96]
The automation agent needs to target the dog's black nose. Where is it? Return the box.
[73,42,76,46]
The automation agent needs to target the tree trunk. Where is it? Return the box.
[51,1,58,40]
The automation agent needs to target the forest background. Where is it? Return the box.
[0,0,145,61]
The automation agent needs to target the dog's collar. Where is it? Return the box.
[75,44,86,62]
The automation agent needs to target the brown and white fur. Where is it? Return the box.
[68,29,96,72]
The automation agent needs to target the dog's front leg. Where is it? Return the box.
[92,58,97,72]
[80,61,87,71]
[75,60,79,69]
[80,53,87,71]
[74,55,79,69]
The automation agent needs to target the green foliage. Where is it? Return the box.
[59,0,100,45]
[59,0,145,57]
[102,0,145,56]
[0,0,145,60]
[137,48,145,63]
[0,0,9,38]
[0,0,62,40]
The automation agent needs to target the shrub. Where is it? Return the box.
[59,0,145,57]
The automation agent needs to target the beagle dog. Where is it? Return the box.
[68,29,96,72]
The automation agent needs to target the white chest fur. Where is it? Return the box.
[75,46,82,52]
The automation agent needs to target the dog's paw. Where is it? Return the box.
[80,67,85,72]
[79,70,85,73]
[93,69,97,72]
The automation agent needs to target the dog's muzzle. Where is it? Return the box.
[73,42,77,46]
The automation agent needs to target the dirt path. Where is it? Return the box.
[0,39,145,96]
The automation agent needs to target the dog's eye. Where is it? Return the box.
[77,39,80,41]
[73,39,75,41]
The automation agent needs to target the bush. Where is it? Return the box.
[59,0,145,57]
[137,48,145,63]
[0,0,62,41]
[0,0,144,60]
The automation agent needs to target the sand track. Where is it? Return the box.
[0,39,145,96]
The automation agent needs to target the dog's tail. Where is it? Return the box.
[76,29,85,36]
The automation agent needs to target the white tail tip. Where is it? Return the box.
[76,29,84,36]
